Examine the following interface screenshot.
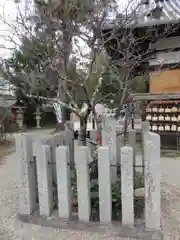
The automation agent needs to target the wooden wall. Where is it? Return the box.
[150,69,180,93]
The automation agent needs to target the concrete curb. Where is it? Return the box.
[18,211,162,240]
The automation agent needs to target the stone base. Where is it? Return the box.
[18,210,162,240]
[55,122,65,131]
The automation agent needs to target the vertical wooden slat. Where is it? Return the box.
[121,146,134,226]
[36,145,53,216]
[75,146,90,222]
[98,146,112,223]
[56,146,71,219]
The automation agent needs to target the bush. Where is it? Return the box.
[70,157,144,220]
[51,151,145,221]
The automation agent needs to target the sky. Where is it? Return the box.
[0,0,29,58]
[0,0,18,58]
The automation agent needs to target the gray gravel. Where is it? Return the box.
[161,157,180,239]
[0,129,179,239]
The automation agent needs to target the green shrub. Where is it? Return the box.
[51,157,145,221]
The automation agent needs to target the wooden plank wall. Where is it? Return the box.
[150,69,180,93]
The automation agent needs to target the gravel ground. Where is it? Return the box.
[0,129,135,240]
[0,129,179,239]
[161,157,180,239]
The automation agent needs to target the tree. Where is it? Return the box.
[4,36,59,96]
[0,0,179,145]
[1,0,119,145]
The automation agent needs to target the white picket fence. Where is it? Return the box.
[16,120,161,230]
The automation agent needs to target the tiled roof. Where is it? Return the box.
[140,0,180,22]
[161,0,180,20]
[103,0,180,29]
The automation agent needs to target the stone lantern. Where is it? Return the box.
[34,106,42,129]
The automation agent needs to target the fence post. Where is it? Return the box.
[121,146,134,226]
[144,132,161,230]
[46,136,57,181]
[54,133,62,147]
[16,134,37,215]
[116,134,123,165]
[33,137,47,157]
[36,145,53,216]
[102,117,117,182]
[75,146,90,222]
[98,146,112,223]
[141,121,150,166]
[56,146,71,219]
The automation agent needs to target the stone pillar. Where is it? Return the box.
[15,134,37,215]
[98,146,112,223]
[36,145,53,216]
[116,133,123,165]
[56,146,71,218]
[16,107,24,129]
[46,135,57,182]
[144,132,161,230]
[55,132,66,147]
[142,121,150,174]
[75,146,90,222]
[102,117,117,182]
[35,106,42,129]
[53,132,64,147]
[141,121,150,144]
[121,146,134,226]
[32,136,48,195]
[128,129,136,168]
[33,137,47,157]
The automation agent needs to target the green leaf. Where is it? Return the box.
[90,179,98,188]
[90,191,99,199]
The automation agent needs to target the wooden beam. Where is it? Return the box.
[129,92,180,100]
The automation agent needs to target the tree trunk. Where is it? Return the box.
[61,107,71,122]
[124,104,129,144]
[78,117,87,146]
[57,21,72,122]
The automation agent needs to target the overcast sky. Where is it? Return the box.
[0,0,29,58]
[0,0,16,56]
